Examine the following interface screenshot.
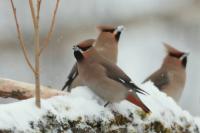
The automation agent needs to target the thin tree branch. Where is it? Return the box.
[39,0,60,55]
[10,0,36,74]
[29,0,37,29]
[37,0,41,21]
[28,0,42,108]
[34,0,41,108]
[0,78,67,100]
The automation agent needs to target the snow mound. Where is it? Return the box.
[0,82,199,133]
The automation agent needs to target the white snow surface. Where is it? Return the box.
[0,81,199,131]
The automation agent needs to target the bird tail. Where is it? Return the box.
[127,82,149,95]
[61,78,73,91]
[126,92,150,113]
[61,64,78,91]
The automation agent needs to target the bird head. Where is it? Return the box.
[164,43,189,68]
[73,39,95,62]
[97,25,124,42]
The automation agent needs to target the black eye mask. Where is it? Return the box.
[169,52,183,59]
[115,32,121,42]
[74,50,84,62]
[77,45,93,51]
[101,29,115,33]
[181,56,187,68]
[102,28,121,42]
[169,52,188,68]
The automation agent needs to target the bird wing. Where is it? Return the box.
[101,60,148,95]
[61,63,78,91]
[143,70,169,90]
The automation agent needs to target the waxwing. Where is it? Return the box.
[143,43,188,102]
[73,45,150,113]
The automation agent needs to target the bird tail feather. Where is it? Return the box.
[126,92,150,113]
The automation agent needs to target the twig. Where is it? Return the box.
[35,0,41,108]
[28,0,42,108]
[36,0,42,25]
[10,0,36,74]
[28,0,37,29]
[39,0,60,55]
[37,0,41,21]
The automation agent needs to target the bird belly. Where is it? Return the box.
[89,77,127,103]
[78,63,127,103]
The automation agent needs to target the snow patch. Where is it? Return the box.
[0,82,199,132]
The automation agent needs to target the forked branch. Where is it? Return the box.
[28,0,42,108]
[10,0,36,74]
[10,0,60,108]
[28,0,37,29]
[39,0,60,55]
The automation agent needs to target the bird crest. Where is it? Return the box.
[96,25,116,32]
[77,39,95,51]
[163,43,184,57]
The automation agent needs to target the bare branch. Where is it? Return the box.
[37,0,41,21]
[28,0,42,108]
[39,0,60,55]
[28,0,37,29]
[34,0,42,108]
[0,78,67,100]
[10,0,36,74]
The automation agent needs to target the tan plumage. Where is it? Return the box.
[143,43,188,102]
[62,25,124,91]
[73,45,150,113]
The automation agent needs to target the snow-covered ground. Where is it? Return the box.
[0,82,199,132]
[0,0,200,116]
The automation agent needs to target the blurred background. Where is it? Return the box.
[0,0,200,116]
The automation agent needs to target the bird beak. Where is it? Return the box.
[180,52,189,60]
[114,25,124,35]
[73,45,81,52]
